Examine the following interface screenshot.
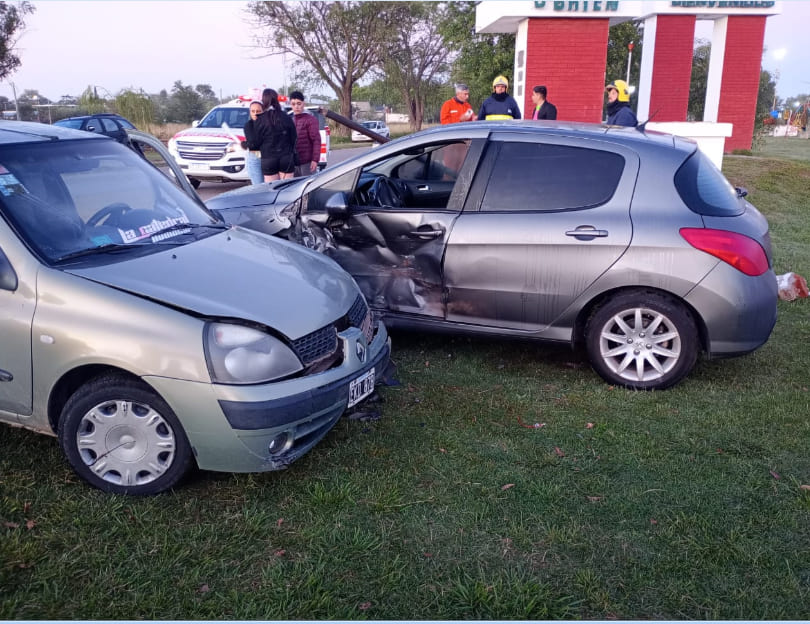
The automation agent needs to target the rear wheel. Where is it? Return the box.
[58,374,193,495]
[585,292,699,390]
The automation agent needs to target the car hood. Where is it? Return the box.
[172,127,247,142]
[207,179,310,236]
[65,227,359,340]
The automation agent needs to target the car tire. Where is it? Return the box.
[57,374,194,495]
[585,291,699,390]
[189,177,201,189]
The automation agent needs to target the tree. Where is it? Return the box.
[376,2,450,131]
[195,83,219,109]
[116,89,155,127]
[688,41,710,121]
[246,1,399,133]
[0,1,33,81]
[79,85,108,114]
[438,1,514,110]
[165,80,206,124]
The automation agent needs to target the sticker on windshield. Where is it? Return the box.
[118,213,190,243]
[0,165,27,197]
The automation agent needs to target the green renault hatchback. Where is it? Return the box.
[0,122,390,495]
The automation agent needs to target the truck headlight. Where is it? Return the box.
[205,323,302,384]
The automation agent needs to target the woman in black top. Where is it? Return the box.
[256,88,297,181]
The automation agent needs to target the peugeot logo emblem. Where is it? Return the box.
[355,341,367,363]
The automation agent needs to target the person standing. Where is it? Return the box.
[477,75,521,121]
[440,83,475,124]
[526,85,557,120]
[605,80,638,127]
[242,100,265,185]
[288,91,322,177]
[257,88,297,181]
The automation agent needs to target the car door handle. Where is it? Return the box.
[565,226,608,240]
[0,369,13,382]
[409,228,444,239]
[417,185,430,191]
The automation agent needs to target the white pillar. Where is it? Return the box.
[636,15,657,122]
[704,16,728,123]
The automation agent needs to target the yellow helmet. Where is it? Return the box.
[606,79,630,102]
[492,75,509,90]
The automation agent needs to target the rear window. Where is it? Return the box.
[674,150,742,216]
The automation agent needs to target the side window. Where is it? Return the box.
[480,142,624,212]
[100,118,120,133]
[85,119,105,135]
[396,142,470,182]
[303,169,357,214]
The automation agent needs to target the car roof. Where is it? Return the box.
[408,120,696,155]
[55,113,127,121]
[0,120,109,145]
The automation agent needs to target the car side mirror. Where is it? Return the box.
[192,120,200,128]
[86,125,95,132]
[325,192,349,217]
[0,249,18,291]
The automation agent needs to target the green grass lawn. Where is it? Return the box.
[2,141,809,619]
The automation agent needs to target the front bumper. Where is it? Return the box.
[144,323,390,473]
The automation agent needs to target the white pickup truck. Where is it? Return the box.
[167,96,330,188]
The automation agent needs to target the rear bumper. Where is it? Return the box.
[685,264,777,357]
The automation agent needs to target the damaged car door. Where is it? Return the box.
[297,141,480,319]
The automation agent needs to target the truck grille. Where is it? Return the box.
[176,140,228,161]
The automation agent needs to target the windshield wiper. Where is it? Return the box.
[53,243,146,263]
[150,222,229,241]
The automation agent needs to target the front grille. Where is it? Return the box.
[291,325,338,366]
[176,140,228,161]
[291,295,374,373]
[346,294,374,344]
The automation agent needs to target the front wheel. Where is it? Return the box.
[585,292,699,390]
[58,374,194,495]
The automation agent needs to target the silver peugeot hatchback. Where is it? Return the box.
[209,121,777,391]
[0,122,389,495]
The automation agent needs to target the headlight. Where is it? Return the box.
[167,137,177,152]
[205,323,302,384]
[225,141,240,153]
[278,198,301,221]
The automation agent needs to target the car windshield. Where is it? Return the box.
[0,138,222,264]
[361,121,378,129]
[197,107,250,129]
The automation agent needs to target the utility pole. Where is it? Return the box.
[626,41,634,85]
[9,81,19,120]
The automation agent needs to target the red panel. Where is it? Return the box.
[717,16,767,151]
[647,15,696,122]
[525,18,610,122]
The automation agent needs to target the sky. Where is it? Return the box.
[1,0,808,105]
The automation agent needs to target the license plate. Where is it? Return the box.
[347,369,375,408]
[190,163,209,171]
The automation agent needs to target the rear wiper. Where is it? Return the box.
[53,243,145,263]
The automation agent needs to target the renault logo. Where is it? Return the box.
[355,341,367,363]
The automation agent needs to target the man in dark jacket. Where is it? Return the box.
[289,91,322,177]
[478,75,521,120]
[605,80,638,127]
[526,85,557,120]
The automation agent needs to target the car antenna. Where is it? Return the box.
[637,106,661,133]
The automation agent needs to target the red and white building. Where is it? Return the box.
[476,0,781,153]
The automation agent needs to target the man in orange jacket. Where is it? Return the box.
[440,83,475,124]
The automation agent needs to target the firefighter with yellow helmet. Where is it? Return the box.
[605,79,638,127]
[478,75,522,120]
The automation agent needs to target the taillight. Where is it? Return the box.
[680,228,769,276]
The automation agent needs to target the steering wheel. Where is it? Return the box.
[87,202,133,227]
[368,177,405,208]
